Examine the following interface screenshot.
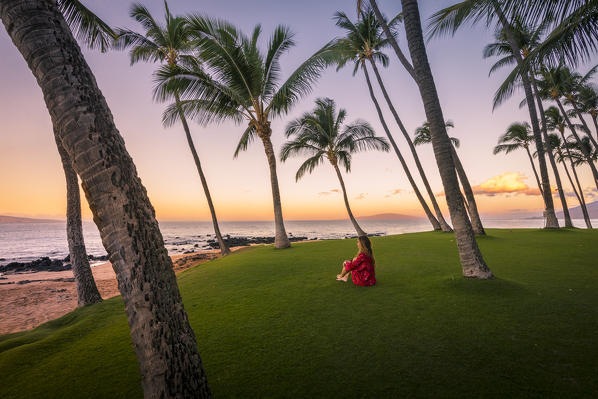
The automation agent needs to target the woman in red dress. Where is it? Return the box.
[336,236,376,286]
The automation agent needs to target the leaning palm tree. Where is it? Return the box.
[331,9,452,232]
[114,2,230,256]
[414,121,486,235]
[281,98,389,236]
[159,16,336,249]
[400,0,494,279]
[0,1,211,397]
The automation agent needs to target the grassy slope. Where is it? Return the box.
[1,229,597,398]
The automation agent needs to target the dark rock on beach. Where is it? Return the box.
[205,235,309,249]
[0,257,70,274]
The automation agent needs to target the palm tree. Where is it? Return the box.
[331,10,451,232]
[281,98,389,236]
[560,66,598,149]
[578,84,598,141]
[159,17,336,249]
[414,121,486,235]
[0,1,211,397]
[114,2,230,256]
[400,0,494,279]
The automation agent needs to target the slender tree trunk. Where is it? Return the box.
[591,113,598,142]
[369,58,452,232]
[332,163,367,236]
[362,63,442,231]
[492,1,559,228]
[573,102,598,149]
[175,94,230,255]
[451,146,485,235]
[532,78,572,227]
[559,150,592,228]
[55,134,102,306]
[555,98,598,189]
[0,2,211,397]
[524,146,544,196]
[401,0,493,278]
[259,131,291,249]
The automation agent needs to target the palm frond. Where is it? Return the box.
[234,125,257,158]
[58,0,115,52]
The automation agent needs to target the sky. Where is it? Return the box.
[0,0,596,222]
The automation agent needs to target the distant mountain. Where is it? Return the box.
[557,200,598,219]
[358,213,420,221]
[0,215,60,223]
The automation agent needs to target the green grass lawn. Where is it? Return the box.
[1,229,597,398]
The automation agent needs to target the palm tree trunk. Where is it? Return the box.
[401,0,493,279]
[573,103,598,149]
[524,146,544,197]
[259,132,291,249]
[368,58,453,232]
[55,134,102,307]
[555,98,598,189]
[531,78,573,227]
[332,163,367,236]
[0,2,212,397]
[362,63,442,231]
[175,93,230,255]
[591,114,598,142]
[450,146,485,235]
[492,1,559,228]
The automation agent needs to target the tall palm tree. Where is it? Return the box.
[429,0,560,229]
[114,2,230,256]
[281,98,389,236]
[0,1,211,397]
[493,122,544,195]
[335,8,453,233]
[159,17,336,249]
[400,0,494,279]
[331,10,450,232]
[414,121,486,235]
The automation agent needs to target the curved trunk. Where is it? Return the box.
[332,163,367,237]
[55,134,102,306]
[555,98,598,189]
[369,58,452,232]
[362,63,442,231]
[572,102,598,149]
[493,2,559,228]
[259,133,291,249]
[451,146,485,235]
[401,0,493,278]
[175,94,230,256]
[0,2,212,397]
[524,146,544,196]
[532,79,572,227]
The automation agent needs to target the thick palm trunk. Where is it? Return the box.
[369,59,452,232]
[559,150,592,228]
[332,163,367,236]
[362,63,442,231]
[492,2,559,228]
[532,80,572,227]
[524,146,544,196]
[555,99,598,189]
[0,2,211,397]
[259,133,291,249]
[450,146,485,235]
[401,0,493,278]
[175,94,230,255]
[55,134,102,306]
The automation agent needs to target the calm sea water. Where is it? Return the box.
[0,218,594,265]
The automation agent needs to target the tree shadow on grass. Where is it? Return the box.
[439,276,529,298]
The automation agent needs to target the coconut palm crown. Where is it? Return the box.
[414,120,460,147]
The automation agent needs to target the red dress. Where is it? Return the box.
[344,253,376,286]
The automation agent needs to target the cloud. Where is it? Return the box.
[318,189,340,196]
[354,193,367,200]
[384,189,402,198]
[471,172,543,197]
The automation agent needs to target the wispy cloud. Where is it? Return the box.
[355,193,367,200]
[318,189,340,196]
[384,189,402,198]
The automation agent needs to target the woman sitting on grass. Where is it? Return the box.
[336,236,376,286]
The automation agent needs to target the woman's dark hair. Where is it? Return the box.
[357,236,375,264]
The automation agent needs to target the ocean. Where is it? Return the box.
[0,218,594,265]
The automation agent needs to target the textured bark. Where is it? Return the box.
[175,94,230,256]
[369,59,453,232]
[401,0,493,279]
[524,145,544,196]
[259,131,291,249]
[451,146,485,235]
[362,63,442,231]
[492,1,559,228]
[55,134,102,306]
[332,163,367,236]
[0,1,211,397]
[532,79,572,227]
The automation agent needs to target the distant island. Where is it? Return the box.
[557,200,598,219]
[357,213,420,221]
[0,215,60,224]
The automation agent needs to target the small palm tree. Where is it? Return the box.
[414,121,485,235]
[494,122,544,196]
[281,98,389,236]
[114,2,231,255]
